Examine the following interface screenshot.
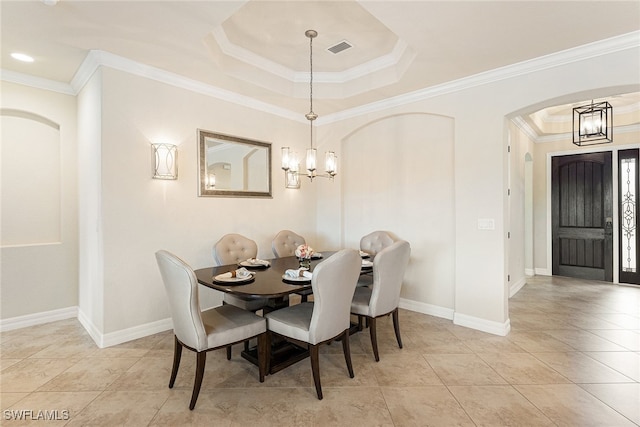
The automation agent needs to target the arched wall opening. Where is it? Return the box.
[340,112,456,311]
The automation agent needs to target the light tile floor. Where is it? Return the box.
[1,275,639,426]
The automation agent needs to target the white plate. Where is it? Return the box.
[282,274,311,282]
[238,259,270,268]
[361,260,373,268]
[360,251,370,259]
[310,253,323,259]
[213,272,255,283]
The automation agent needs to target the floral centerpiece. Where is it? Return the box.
[295,244,314,268]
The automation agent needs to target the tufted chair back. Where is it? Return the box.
[272,230,306,258]
[213,233,258,266]
[360,230,395,259]
[155,250,207,351]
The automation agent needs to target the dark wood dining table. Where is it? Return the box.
[194,252,372,374]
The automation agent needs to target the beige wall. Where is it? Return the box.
[0,81,78,319]
[2,39,638,342]
[508,122,536,294]
[93,67,316,335]
[341,113,456,311]
[318,48,639,333]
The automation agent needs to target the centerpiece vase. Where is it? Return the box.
[299,257,311,269]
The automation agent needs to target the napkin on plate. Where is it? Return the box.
[246,258,270,266]
[219,267,252,279]
[284,268,312,279]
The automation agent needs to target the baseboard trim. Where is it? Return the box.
[535,268,551,276]
[524,268,535,276]
[509,277,527,298]
[0,306,78,332]
[399,298,454,320]
[453,312,511,336]
[77,309,173,348]
[101,318,173,348]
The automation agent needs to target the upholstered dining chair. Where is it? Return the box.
[272,229,306,258]
[213,233,268,312]
[272,230,313,302]
[155,250,267,410]
[265,249,361,400]
[360,230,396,259]
[351,240,410,362]
[358,230,396,287]
[213,233,269,359]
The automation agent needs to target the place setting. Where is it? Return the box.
[212,267,255,284]
[361,259,373,270]
[282,267,313,284]
[237,257,271,269]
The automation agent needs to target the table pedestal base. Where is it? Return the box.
[242,341,308,374]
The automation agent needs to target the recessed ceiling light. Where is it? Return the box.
[11,53,34,63]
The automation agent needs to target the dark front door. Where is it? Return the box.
[552,152,613,281]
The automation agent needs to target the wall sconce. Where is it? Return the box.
[151,143,178,180]
[573,100,613,146]
[206,173,216,189]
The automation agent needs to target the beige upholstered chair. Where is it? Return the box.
[351,240,410,361]
[272,230,306,258]
[358,231,396,287]
[360,230,396,259]
[272,230,313,302]
[213,234,267,313]
[265,249,361,400]
[155,250,267,410]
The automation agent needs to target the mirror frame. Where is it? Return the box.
[198,130,272,198]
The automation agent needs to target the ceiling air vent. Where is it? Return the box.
[327,40,353,54]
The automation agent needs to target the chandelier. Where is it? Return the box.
[281,30,337,186]
[573,100,613,146]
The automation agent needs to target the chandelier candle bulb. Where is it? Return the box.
[306,148,317,172]
[281,147,291,171]
[325,151,337,176]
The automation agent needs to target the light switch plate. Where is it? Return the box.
[477,218,495,230]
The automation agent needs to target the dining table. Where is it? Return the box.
[194,251,373,374]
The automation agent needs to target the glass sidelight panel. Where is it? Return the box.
[621,157,637,272]
[619,149,640,285]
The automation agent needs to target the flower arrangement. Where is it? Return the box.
[295,244,314,260]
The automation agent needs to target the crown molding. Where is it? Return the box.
[71,50,303,123]
[511,116,540,142]
[3,31,638,127]
[511,116,640,144]
[0,69,74,95]
[320,30,640,125]
[212,24,413,86]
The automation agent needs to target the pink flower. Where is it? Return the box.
[295,244,314,259]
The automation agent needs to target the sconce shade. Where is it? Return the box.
[152,143,178,179]
[573,101,613,146]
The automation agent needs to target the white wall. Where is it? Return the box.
[77,70,105,334]
[508,122,535,296]
[2,36,638,342]
[341,113,455,310]
[92,67,316,336]
[317,47,640,335]
[0,81,78,320]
